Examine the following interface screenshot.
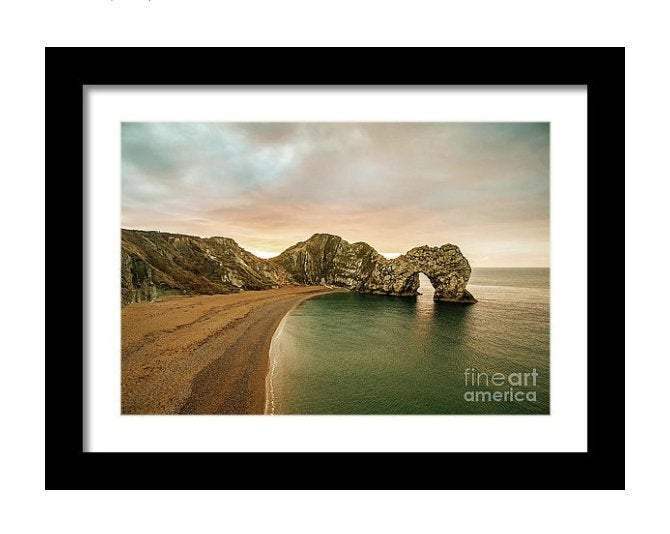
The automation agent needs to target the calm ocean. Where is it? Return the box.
[266,268,550,415]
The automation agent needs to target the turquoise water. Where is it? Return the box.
[267,268,549,415]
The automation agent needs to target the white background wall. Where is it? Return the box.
[0,1,665,533]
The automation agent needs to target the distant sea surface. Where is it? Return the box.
[266,268,550,415]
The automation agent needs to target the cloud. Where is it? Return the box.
[122,122,549,267]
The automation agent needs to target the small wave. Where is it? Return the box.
[264,311,290,415]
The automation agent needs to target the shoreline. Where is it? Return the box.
[263,304,289,415]
[121,285,342,415]
[263,289,332,415]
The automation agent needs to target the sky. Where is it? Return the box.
[122,122,549,267]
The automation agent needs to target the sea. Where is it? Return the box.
[266,268,550,415]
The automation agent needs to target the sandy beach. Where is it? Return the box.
[121,286,339,414]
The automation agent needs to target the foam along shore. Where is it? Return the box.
[121,286,341,414]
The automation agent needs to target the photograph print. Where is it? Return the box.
[121,122,550,415]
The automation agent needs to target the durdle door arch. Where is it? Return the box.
[122,230,478,305]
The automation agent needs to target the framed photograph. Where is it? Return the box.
[46,47,623,489]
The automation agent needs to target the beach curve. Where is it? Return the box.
[121,286,342,414]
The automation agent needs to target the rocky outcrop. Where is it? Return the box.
[384,245,476,303]
[121,230,289,305]
[122,230,476,305]
[269,234,383,290]
[270,234,476,304]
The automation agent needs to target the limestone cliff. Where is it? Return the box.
[121,229,288,305]
[269,234,383,290]
[376,245,476,303]
[270,234,476,303]
[121,230,476,305]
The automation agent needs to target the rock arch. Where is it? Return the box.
[122,230,477,305]
[270,234,477,304]
[362,245,477,303]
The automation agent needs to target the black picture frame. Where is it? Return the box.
[46,47,624,490]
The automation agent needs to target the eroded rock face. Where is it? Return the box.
[121,230,289,305]
[269,234,383,290]
[270,234,476,303]
[358,245,475,303]
[121,230,476,305]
